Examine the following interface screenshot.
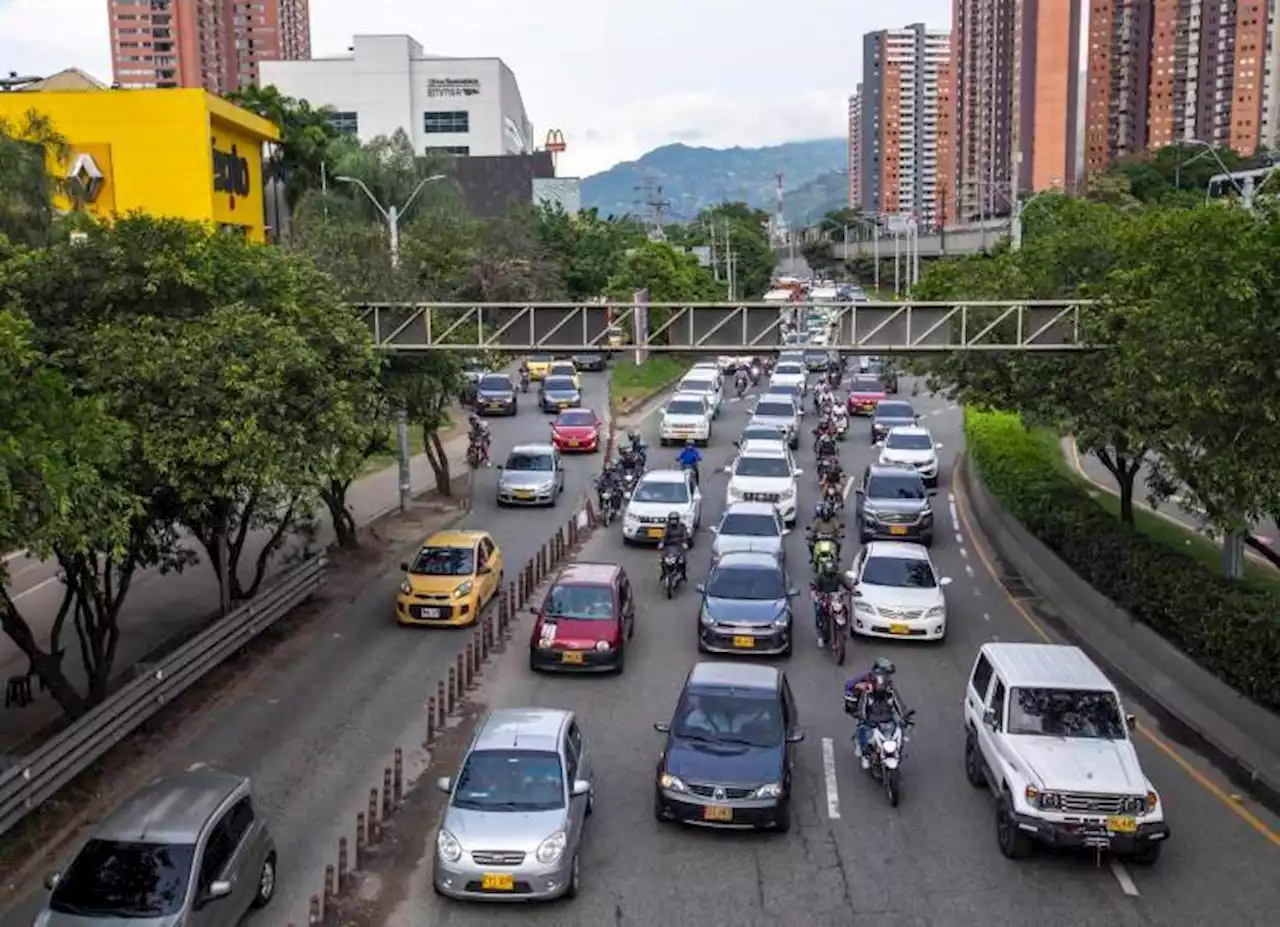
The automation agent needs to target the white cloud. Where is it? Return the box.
[0,0,951,175]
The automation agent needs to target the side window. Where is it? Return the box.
[989,680,1007,731]
[970,654,993,698]
[618,578,631,616]
[223,797,255,849]
[564,724,582,780]
[198,817,234,888]
[781,678,797,728]
[474,542,488,570]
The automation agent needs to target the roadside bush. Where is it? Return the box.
[965,407,1280,712]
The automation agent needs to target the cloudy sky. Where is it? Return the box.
[0,0,951,176]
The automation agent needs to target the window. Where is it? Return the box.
[426,145,470,156]
[665,399,706,416]
[543,583,614,619]
[408,546,474,576]
[223,797,255,849]
[734,456,790,478]
[452,750,565,811]
[423,111,469,134]
[51,841,195,918]
[989,681,1007,731]
[970,655,993,697]
[329,111,358,135]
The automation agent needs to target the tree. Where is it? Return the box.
[0,109,69,248]
[690,202,775,298]
[385,354,464,494]
[535,205,645,301]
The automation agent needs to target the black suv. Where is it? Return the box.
[653,662,803,832]
[856,463,936,546]
[870,399,917,444]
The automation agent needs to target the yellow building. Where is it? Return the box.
[0,86,280,241]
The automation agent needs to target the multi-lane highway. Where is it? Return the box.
[375,375,1280,927]
[0,373,611,926]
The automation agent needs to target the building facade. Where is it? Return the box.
[0,87,279,240]
[848,90,862,208]
[259,35,534,159]
[855,23,951,228]
[107,0,311,94]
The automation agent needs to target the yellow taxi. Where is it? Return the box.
[526,354,554,380]
[548,360,582,390]
[396,530,504,626]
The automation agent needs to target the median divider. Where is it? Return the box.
[0,556,327,837]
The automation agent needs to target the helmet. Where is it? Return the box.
[666,511,681,526]
[628,429,640,442]
[685,439,696,448]
[468,414,479,427]
[620,446,634,458]
[819,501,836,520]
[872,657,896,676]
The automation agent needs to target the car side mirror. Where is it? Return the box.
[695,582,706,594]
[571,778,592,797]
[928,489,938,497]
[495,464,504,470]
[786,728,806,744]
[1126,713,1137,732]
[935,442,944,449]
[436,776,453,794]
[43,871,60,891]
[940,576,953,586]
[787,587,799,597]
[794,468,804,476]
[199,881,233,907]
[399,562,409,572]
[854,488,865,496]
[653,721,670,733]
[983,709,998,730]
[874,440,885,447]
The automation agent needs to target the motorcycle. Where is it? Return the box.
[822,592,848,665]
[827,369,842,389]
[859,713,915,807]
[822,480,844,509]
[735,376,749,399]
[598,486,621,526]
[680,460,700,489]
[660,548,685,599]
[815,435,838,460]
[832,408,849,440]
[812,536,839,572]
[748,364,761,386]
[519,370,531,393]
[619,469,639,499]
[466,438,488,468]
[630,442,648,470]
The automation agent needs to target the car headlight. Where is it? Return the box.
[854,599,877,614]
[1036,790,1063,810]
[594,640,611,651]
[921,508,933,520]
[771,613,790,628]
[453,581,473,599]
[753,782,784,799]
[534,831,568,864]
[925,605,945,618]
[399,581,412,595]
[700,609,716,626]
[780,486,795,500]
[1123,794,1151,814]
[659,772,688,792]
[436,829,463,863]
[538,480,555,492]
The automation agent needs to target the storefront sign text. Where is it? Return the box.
[212,141,250,208]
[428,78,480,97]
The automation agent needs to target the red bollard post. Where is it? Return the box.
[355,813,366,868]
[436,681,446,726]
[309,895,322,925]
[393,748,404,804]
[383,768,393,817]
[338,836,349,890]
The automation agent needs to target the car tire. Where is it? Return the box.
[773,799,792,834]
[653,788,669,823]
[996,792,1033,859]
[1129,842,1163,867]
[963,732,986,788]
[922,532,934,548]
[613,643,626,675]
[251,853,277,908]
[563,853,580,899]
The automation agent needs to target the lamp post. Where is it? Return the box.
[1010,180,1062,252]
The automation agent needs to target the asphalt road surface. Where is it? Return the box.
[0,370,612,927]
[380,378,1280,927]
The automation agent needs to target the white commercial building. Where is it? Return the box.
[259,34,533,158]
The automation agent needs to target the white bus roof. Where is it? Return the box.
[763,289,795,301]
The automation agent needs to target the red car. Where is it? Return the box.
[551,407,602,452]
[846,376,887,417]
[528,563,635,673]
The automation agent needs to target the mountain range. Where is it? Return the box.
[580,139,848,224]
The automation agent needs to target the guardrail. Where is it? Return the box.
[0,556,327,837]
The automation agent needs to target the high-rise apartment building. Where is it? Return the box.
[854,23,951,228]
[107,0,311,94]
[848,90,862,208]
[1085,0,1280,175]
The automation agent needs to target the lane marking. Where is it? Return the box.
[954,532,964,544]
[1109,859,1140,897]
[842,477,855,500]
[953,467,1280,847]
[964,563,975,577]
[12,575,59,602]
[821,737,842,819]
[958,546,968,558]
[187,762,207,771]
[3,549,28,564]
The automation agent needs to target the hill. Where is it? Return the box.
[782,170,849,225]
[581,139,846,221]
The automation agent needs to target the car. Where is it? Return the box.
[855,463,936,546]
[539,375,582,412]
[529,562,636,672]
[870,399,918,444]
[571,352,606,371]
[659,392,714,446]
[847,375,888,416]
[622,469,702,545]
[462,362,489,385]
[548,361,582,390]
[475,372,518,416]
[777,350,805,366]
[768,382,806,416]
[653,662,804,832]
[676,372,723,418]
[433,708,593,900]
[496,444,565,507]
[551,408,603,453]
[526,353,554,380]
[739,421,791,444]
[750,398,801,450]
[723,442,802,527]
[963,643,1169,864]
[769,361,807,395]
[397,529,505,625]
[731,436,793,464]
[803,349,829,372]
[690,361,725,382]
[847,541,951,640]
[879,425,940,486]
[711,501,788,562]
[695,552,798,656]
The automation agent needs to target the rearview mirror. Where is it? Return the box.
[653,721,670,733]
[436,776,453,794]
[786,729,806,744]
[1126,713,1137,732]
[928,489,938,496]
[202,881,233,905]
[695,583,706,594]
[495,464,504,470]
[940,576,954,586]
[874,440,885,447]
[43,872,60,891]
[794,468,804,476]
[571,779,592,797]
[399,562,409,572]
[935,442,944,449]
[787,587,799,597]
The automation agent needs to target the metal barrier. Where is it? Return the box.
[0,556,327,837]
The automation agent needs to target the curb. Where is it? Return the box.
[958,452,1280,816]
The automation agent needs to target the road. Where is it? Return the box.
[0,371,612,927]
[374,378,1280,927]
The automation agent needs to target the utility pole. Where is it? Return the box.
[708,221,720,281]
[723,218,734,300]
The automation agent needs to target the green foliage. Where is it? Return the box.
[965,407,1280,712]
[818,208,863,242]
[610,356,694,408]
[691,202,774,299]
[535,205,645,300]
[0,109,69,248]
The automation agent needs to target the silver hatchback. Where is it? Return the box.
[38,771,276,926]
[433,708,593,902]
[496,444,565,507]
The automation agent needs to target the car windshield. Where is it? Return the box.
[706,565,786,600]
[480,375,512,391]
[666,399,706,415]
[505,452,554,472]
[529,355,553,364]
[682,379,714,392]
[743,426,786,441]
[851,378,883,393]
[543,583,615,619]
[886,432,933,451]
[775,364,804,375]
[866,474,927,500]
[805,352,826,363]
[734,456,790,478]
[719,513,780,538]
[556,410,596,427]
[861,556,937,588]
[550,364,575,374]
[452,749,566,811]
[633,480,690,504]
[756,403,794,419]
[50,840,194,918]
[876,402,915,419]
[544,377,576,391]
[1008,688,1127,740]
[672,690,784,747]
[410,546,474,576]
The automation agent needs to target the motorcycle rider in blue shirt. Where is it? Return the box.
[676,440,702,487]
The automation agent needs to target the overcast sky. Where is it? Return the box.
[0,0,951,176]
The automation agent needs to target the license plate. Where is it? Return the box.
[732,635,755,648]
[480,873,514,891]
[889,526,908,536]
[414,606,441,619]
[487,402,503,408]
[647,527,664,538]
[1106,815,1137,834]
[561,651,584,664]
[889,623,910,635]
[514,490,534,499]
[703,805,733,822]
[559,401,571,407]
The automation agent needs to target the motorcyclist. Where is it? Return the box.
[825,355,843,381]
[815,431,838,461]
[806,501,843,564]
[748,359,762,385]
[676,439,702,487]
[617,446,643,485]
[657,511,690,582]
[845,658,909,770]
[518,360,530,389]
[467,415,492,466]
[595,463,620,508]
[809,560,852,649]
[625,429,648,468]
[734,367,750,395]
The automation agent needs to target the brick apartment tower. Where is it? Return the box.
[848,90,863,208]
[107,0,311,94]
[1085,0,1280,177]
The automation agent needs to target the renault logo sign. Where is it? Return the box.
[67,153,105,203]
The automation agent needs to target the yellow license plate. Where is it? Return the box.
[1106,815,1137,834]
[733,635,755,648]
[514,490,534,499]
[481,873,514,891]
[889,623,910,635]
[703,805,733,822]
[647,527,664,538]
[889,526,908,536]
[487,402,503,408]
[566,439,579,447]
[561,651,584,664]
[559,401,571,407]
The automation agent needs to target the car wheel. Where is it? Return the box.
[996,793,1033,859]
[653,788,669,823]
[922,533,934,548]
[963,732,986,788]
[251,853,277,908]
[563,853,580,899]
[1129,842,1163,866]
[773,798,792,833]
[613,643,626,675]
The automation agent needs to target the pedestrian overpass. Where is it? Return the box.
[357,300,1096,353]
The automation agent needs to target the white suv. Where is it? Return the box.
[659,392,713,446]
[723,442,801,526]
[963,643,1170,864]
[879,425,940,486]
[677,373,723,418]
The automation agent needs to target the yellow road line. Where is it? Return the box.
[953,468,1280,847]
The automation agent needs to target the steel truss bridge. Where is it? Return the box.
[356,301,1098,353]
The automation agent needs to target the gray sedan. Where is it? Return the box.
[711,501,788,563]
[496,444,565,507]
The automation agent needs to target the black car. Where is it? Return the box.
[695,551,798,656]
[572,352,607,372]
[855,463,936,545]
[653,662,804,832]
[539,375,582,412]
[870,399,918,444]
[474,373,518,416]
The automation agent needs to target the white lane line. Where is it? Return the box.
[964,563,975,577]
[3,549,28,564]
[842,477,856,500]
[958,546,968,559]
[12,576,60,602]
[954,532,964,544]
[1109,859,1140,897]
[821,737,842,819]
[983,612,991,621]
[187,762,208,771]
